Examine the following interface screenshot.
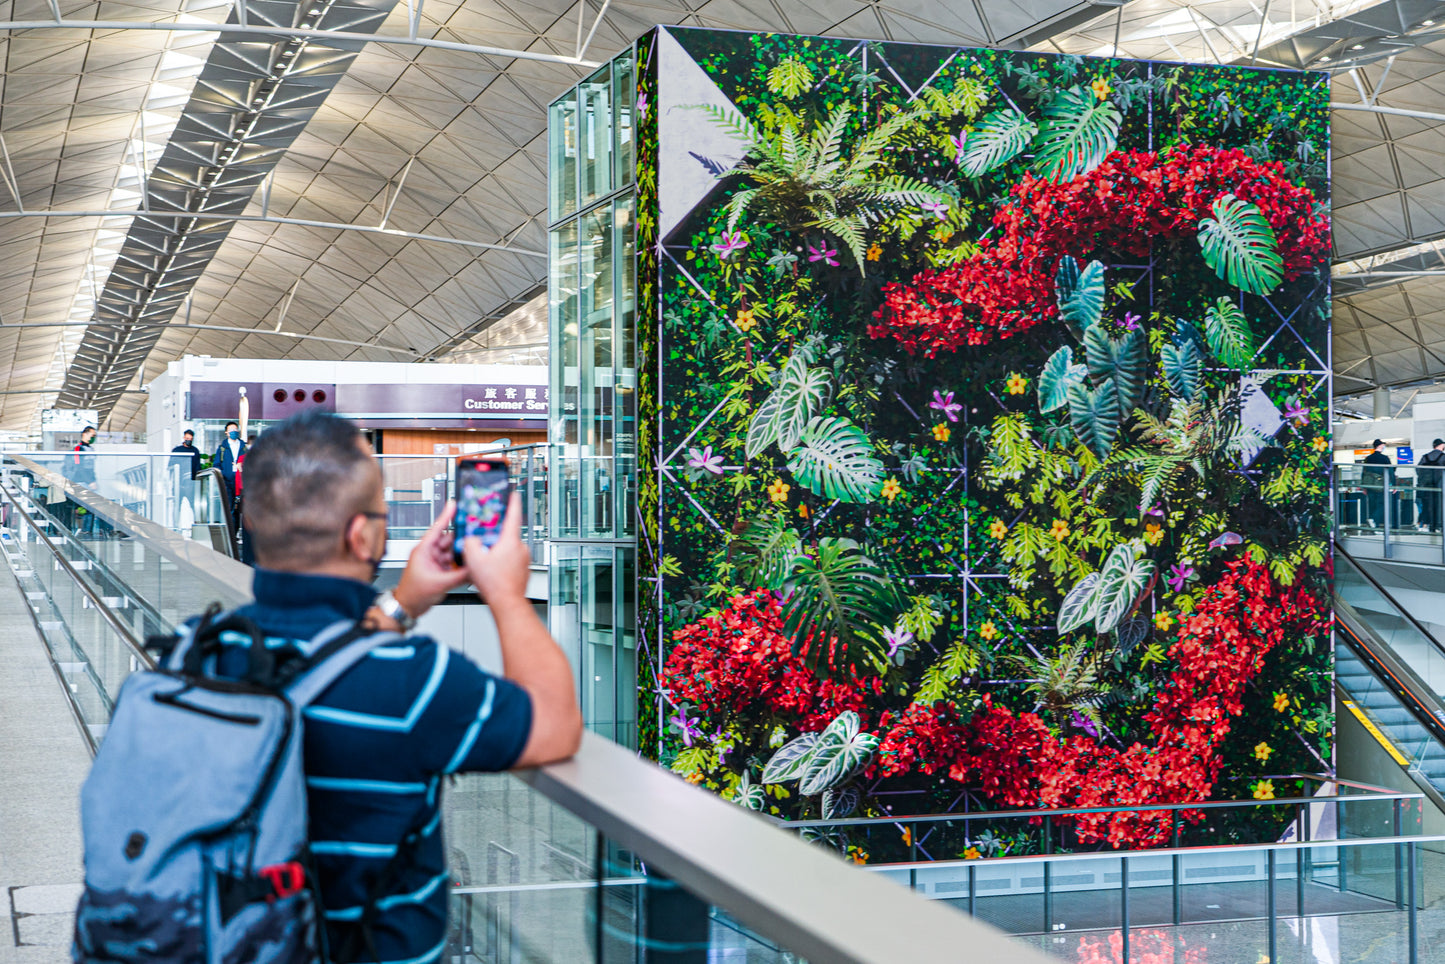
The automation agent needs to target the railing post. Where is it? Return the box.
[1120,856,1129,964]
[968,864,977,918]
[1408,841,1419,964]
[1267,848,1277,964]
[1395,798,1405,910]
[1171,811,1181,926]
[1383,472,1393,559]
[1043,815,1053,934]
[1339,801,1349,894]
[1297,802,1306,918]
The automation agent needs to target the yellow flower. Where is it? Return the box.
[1273,692,1289,712]
[1091,77,1112,100]
[901,828,913,847]
[798,503,810,518]
[1311,436,1330,452]
[767,479,791,503]
[736,308,757,333]
[979,621,997,641]
[881,477,902,502]
[1253,780,1275,801]
[1144,522,1164,545]
[685,770,705,785]
[989,519,1008,540]
[866,242,882,261]
[932,423,951,442]
[1006,373,1028,395]
[1254,742,1273,762]
[1154,611,1174,631]
[847,847,869,865]
[964,846,982,860]
[931,226,955,243]
[1048,520,1070,541]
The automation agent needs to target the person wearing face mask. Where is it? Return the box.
[213,420,247,525]
[193,411,580,962]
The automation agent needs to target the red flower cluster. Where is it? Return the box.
[869,145,1331,356]
[1076,929,1208,964]
[873,560,1327,846]
[664,590,881,733]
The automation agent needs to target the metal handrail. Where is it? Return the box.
[0,484,153,670]
[197,466,239,558]
[518,732,1054,964]
[5,453,251,608]
[781,773,1420,830]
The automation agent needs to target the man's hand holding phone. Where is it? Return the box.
[462,491,530,609]
[388,500,471,624]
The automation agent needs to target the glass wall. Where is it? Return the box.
[548,47,637,747]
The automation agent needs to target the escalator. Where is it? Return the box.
[1334,544,1445,808]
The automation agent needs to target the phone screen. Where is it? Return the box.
[453,458,510,561]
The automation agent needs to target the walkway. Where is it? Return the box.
[0,553,89,963]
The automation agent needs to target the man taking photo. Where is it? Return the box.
[199,412,580,962]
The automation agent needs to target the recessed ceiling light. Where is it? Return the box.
[1317,55,1331,62]
[1423,19,1436,26]
[1351,43,1365,49]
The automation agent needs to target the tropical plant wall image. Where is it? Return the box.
[631,27,1332,856]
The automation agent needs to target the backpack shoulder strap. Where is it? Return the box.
[283,621,404,708]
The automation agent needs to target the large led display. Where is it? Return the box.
[631,27,1332,852]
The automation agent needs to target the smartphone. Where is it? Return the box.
[453,457,511,563]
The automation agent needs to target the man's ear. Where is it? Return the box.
[342,513,370,561]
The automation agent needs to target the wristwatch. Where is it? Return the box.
[374,591,418,633]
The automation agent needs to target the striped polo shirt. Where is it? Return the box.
[216,568,533,964]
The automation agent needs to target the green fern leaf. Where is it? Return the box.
[1196,194,1284,295]
[767,58,814,98]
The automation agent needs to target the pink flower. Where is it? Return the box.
[711,232,748,258]
[1166,563,1195,593]
[687,445,724,475]
[929,389,963,422]
[807,243,839,266]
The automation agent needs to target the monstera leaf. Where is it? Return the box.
[786,416,885,503]
[1204,298,1255,370]
[1058,571,1101,634]
[1092,544,1156,634]
[747,353,831,458]
[761,731,820,784]
[1068,381,1122,457]
[958,108,1037,177]
[1083,325,1145,417]
[1161,336,1203,402]
[731,512,803,590]
[1197,194,1284,295]
[798,711,879,796]
[1039,346,1088,413]
[782,537,900,670]
[1032,87,1121,183]
[1055,256,1105,332]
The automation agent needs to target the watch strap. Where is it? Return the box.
[375,591,417,632]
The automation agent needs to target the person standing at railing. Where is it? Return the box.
[1419,438,1445,534]
[1363,438,1394,530]
[146,412,580,963]
[68,425,98,534]
[171,428,201,480]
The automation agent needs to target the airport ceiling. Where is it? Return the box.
[1,0,1444,432]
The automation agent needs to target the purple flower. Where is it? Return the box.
[950,131,968,163]
[884,627,915,663]
[669,705,701,747]
[807,243,839,266]
[686,445,724,475]
[1166,563,1196,593]
[1121,312,1141,331]
[1283,401,1310,425]
[1208,531,1243,550]
[929,389,963,423]
[920,200,949,219]
[711,231,748,258]
[635,92,648,118]
[1070,711,1100,739]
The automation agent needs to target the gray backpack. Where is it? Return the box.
[72,609,397,964]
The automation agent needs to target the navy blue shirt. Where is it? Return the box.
[222,569,533,964]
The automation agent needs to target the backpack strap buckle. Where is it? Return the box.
[258,861,306,902]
